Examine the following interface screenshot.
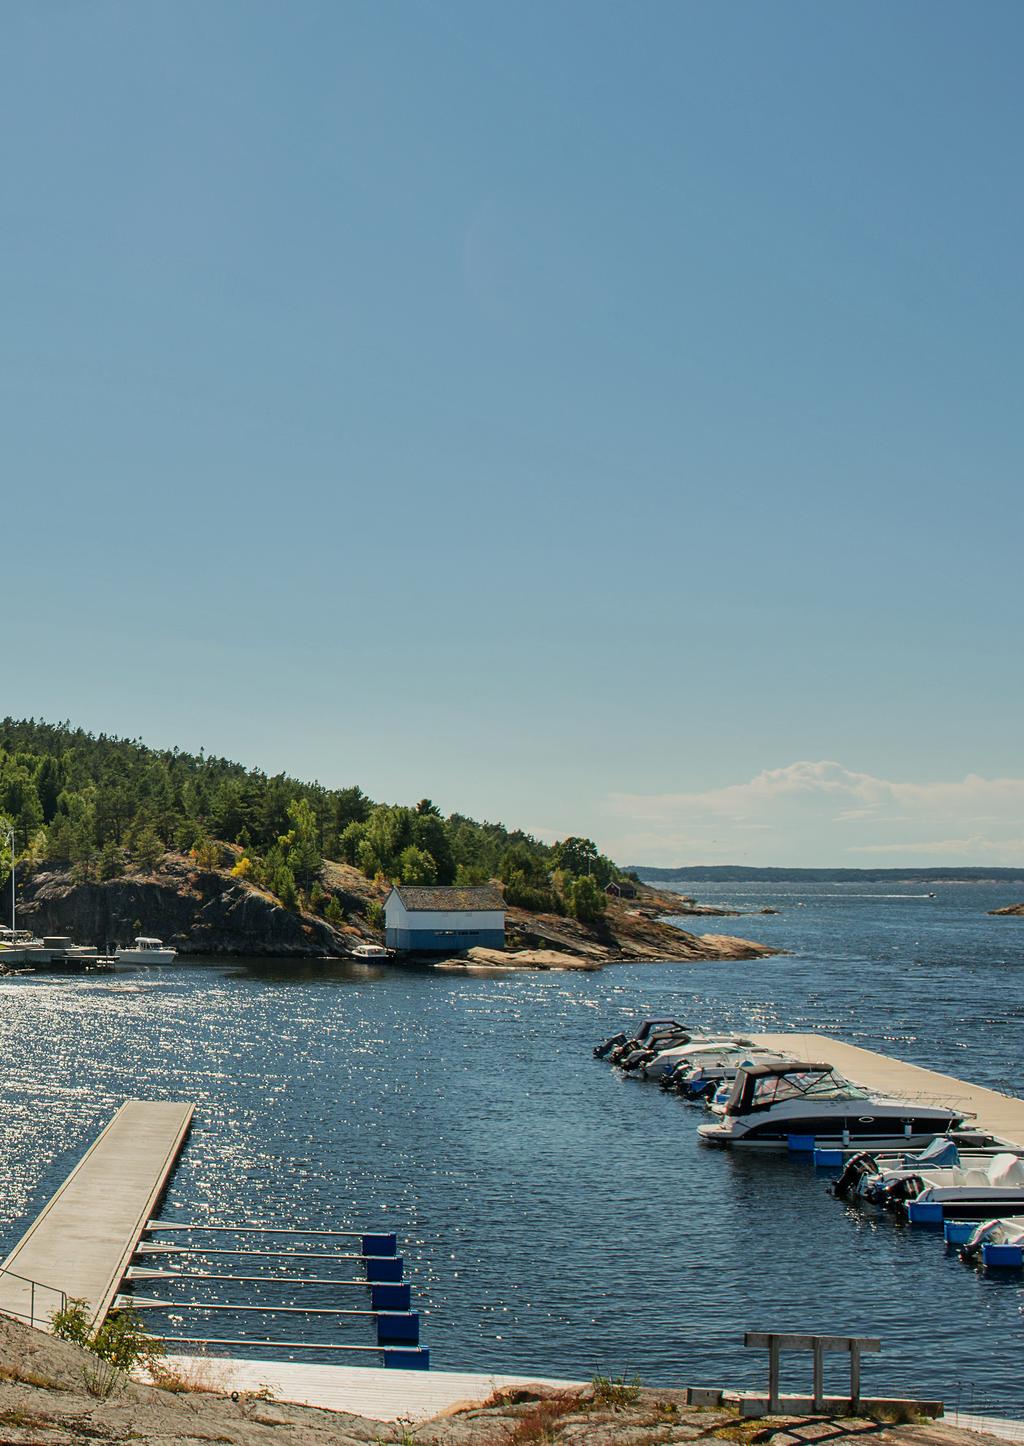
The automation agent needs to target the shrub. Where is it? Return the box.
[591,1373,642,1407]
[52,1300,163,1388]
[192,838,222,871]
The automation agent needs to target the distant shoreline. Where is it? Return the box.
[630,865,1024,884]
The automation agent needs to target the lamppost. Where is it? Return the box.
[2,824,13,938]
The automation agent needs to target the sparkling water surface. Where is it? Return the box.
[1,880,1022,1409]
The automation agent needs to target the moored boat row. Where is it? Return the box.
[594,1015,1024,1283]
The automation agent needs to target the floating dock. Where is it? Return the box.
[153,1357,581,1420]
[751,1034,1024,1149]
[0,1100,194,1329]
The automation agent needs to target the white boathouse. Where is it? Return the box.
[384,885,505,953]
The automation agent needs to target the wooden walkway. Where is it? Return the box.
[158,1357,583,1421]
[751,1034,1024,1148]
[0,1100,194,1330]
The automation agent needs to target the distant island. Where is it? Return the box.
[630,864,1024,884]
[0,719,773,967]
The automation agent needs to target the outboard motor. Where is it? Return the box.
[659,1062,688,1092]
[621,1047,659,1074]
[685,1071,718,1102]
[594,1032,627,1060]
[881,1174,923,1213]
[830,1151,877,1200]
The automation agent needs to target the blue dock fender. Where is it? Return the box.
[787,1134,816,1153]
[371,1283,411,1312]
[906,1200,945,1226]
[365,1255,404,1282]
[377,1311,420,1345]
[362,1233,397,1257]
[982,1242,1024,1268]
[944,1221,976,1246]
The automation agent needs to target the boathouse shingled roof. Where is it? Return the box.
[390,884,504,913]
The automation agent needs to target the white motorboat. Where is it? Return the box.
[594,1018,689,1063]
[832,1137,962,1201]
[661,1047,790,1096]
[639,1038,762,1082]
[959,1216,1024,1266]
[894,1153,1024,1223]
[115,936,178,965]
[350,943,388,960]
[697,1059,966,1149]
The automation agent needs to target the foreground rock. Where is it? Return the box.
[0,1316,1004,1446]
[990,903,1024,916]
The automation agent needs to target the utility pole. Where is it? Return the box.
[3,824,14,937]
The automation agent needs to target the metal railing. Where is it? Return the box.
[0,1263,68,1330]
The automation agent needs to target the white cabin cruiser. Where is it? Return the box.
[350,943,388,960]
[697,1060,965,1150]
[115,936,177,965]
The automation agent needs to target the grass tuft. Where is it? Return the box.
[591,1373,642,1408]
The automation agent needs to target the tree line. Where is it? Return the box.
[0,719,624,924]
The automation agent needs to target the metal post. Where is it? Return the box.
[30,1280,35,1329]
[5,827,14,937]
[812,1338,824,1411]
[850,1341,862,1410]
[768,1336,780,1412]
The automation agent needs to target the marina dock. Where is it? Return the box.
[0,1100,194,1329]
[751,1034,1024,1148]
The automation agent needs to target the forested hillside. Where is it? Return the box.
[0,719,622,923]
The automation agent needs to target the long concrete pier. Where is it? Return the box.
[752,1033,1024,1148]
[0,1100,194,1329]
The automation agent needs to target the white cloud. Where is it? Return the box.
[605,761,1024,867]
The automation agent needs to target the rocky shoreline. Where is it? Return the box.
[989,903,1024,916]
[0,1315,1003,1446]
[8,858,777,969]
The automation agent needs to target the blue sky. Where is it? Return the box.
[3,2,1021,866]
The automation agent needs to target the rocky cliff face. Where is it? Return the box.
[16,855,348,957]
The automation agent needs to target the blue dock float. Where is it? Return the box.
[376,1312,420,1345]
[370,1284,411,1312]
[812,1146,846,1168]
[365,1254,403,1282]
[982,1242,1024,1268]
[787,1134,817,1154]
[906,1200,945,1226]
[944,1220,976,1246]
[361,1233,397,1257]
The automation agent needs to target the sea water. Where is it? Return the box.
[0,880,1021,1411]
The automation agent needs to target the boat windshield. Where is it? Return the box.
[750,1069,869,1108]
